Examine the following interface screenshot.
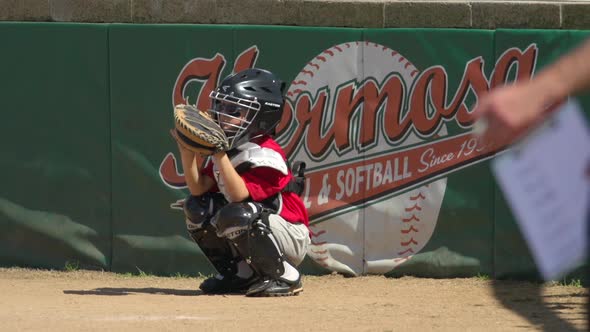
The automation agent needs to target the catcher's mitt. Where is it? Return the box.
[172,104,229,155]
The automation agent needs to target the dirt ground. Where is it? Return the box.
[0,268,587,332]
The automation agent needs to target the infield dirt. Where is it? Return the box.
[0,268,586,331]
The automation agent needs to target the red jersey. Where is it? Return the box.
[202,136,309,226]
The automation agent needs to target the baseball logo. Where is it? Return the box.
[280,41,448,276]
[161,43,538,276]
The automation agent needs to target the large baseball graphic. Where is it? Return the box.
[281,41,448,276]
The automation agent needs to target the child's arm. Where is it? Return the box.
[212,152,250,202]
[174,136,214,196]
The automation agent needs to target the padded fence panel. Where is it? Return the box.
[0,23,111,271]
[364,29,496,277]
[1,23,587,280]
[493,29,590,281]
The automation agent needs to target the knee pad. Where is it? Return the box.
[183,194,211,232]
[212,203,285,279]
[183,193,226,232]
[211,202,258,239]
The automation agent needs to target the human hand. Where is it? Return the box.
[472,82,551,146]
[170,128,196,158]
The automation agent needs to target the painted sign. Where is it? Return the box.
[160,41,538,275]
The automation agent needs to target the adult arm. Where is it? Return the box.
[473,38,590,145]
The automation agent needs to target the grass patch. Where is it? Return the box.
[547,278,584,288]
[560,278,583,288]
[135,267,150,277]
[475,273,490,281]
[116,267,152,278]
[197,272,215,279]
[64,260,80,272]
[173,272,193,278]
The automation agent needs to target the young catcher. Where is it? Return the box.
[170,68,310,297]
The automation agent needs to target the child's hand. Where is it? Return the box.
[170,129,195,157]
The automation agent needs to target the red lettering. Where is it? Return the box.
[491,44,538,88]
[409,58,491,132]
[453,57,489,125]
[283,45,538,157]
[275,101,293,137]
[173,54,225,111]
[332,83,361,150]
[159,153,185,188]
[233,46,259,74]
[167,44,539,172]
[377,76,408,142]
[409,66,447,136]
[282,92,329,158]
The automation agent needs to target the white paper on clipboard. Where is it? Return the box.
[491,99,590,281]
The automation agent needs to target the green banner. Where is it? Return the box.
[0,23,587,280]
[0,23,111,270]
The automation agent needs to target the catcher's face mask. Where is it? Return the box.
[209,91,261,148]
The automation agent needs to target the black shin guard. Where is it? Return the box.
[183,194,238,276]
[212,203,286,279]
[188,223,238,276]
[234,217,285,279]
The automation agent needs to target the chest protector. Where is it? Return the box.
[212,143,305,208]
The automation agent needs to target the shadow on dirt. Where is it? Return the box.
[490,280,587,332]
[63,288,204,296]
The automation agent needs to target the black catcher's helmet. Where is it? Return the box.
[209,68,286,149]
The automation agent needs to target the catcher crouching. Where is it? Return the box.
[171,68,310,297]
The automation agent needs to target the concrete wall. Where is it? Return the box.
[0,0,589,29]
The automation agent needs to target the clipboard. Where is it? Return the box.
[491,99,590,280]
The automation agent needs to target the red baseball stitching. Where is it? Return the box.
[398,190,425,256]
[401,225,419,234]
[405,204,422,212]
[402,215,420,223]
[410,193,425,201]
[287,41,418,101]
[308,62,320,70]
[401,238,418,246]
[398,248,414,255]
